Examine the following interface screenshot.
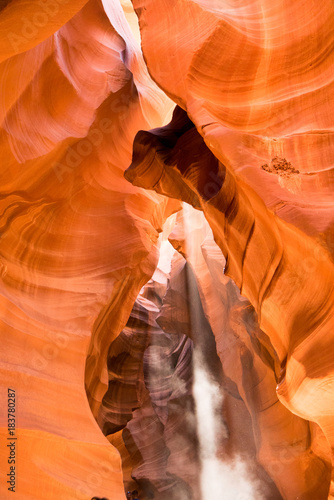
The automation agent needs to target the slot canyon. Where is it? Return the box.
[0,1,333,499]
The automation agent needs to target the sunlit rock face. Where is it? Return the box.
[0,0,334,499]
[168,209,331,500]
[98,235,283,500]
[125,1,334,496]
[132,0,334,251]
[101,273,198,500]
[0,1,177,498]
[126,106,334,498]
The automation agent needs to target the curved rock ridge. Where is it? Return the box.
[0,1,177,499]
[1,0,334,499]
[102,283,198,499]
[101,243,277,499]
[132,0,334,254]
[0,0,89,63]
[125,106,334,497]
[1,0,172,163]
[168,206,332,499]
[102,218,327,499]
[97,231,199,499]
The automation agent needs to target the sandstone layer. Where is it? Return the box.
[0,1,176,498]
[0,1,333,500]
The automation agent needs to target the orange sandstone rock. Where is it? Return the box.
[0,1,176,499]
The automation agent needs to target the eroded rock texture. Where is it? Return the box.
[126,106,334,498]
[0,1,177,498]
[0,0,333,499]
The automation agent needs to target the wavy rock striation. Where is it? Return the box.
[0,1,177,498]
[126,103,334,498]
[103,283,198,499]
[1,0,333,499]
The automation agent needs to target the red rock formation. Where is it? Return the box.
[0,1,177,499]
[1,0,334,499]
[168,208,332,499]
[126,106,334,497]
[102,287,197,499]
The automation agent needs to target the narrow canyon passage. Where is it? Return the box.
[0,1,333,499]
[90,208,316,499]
